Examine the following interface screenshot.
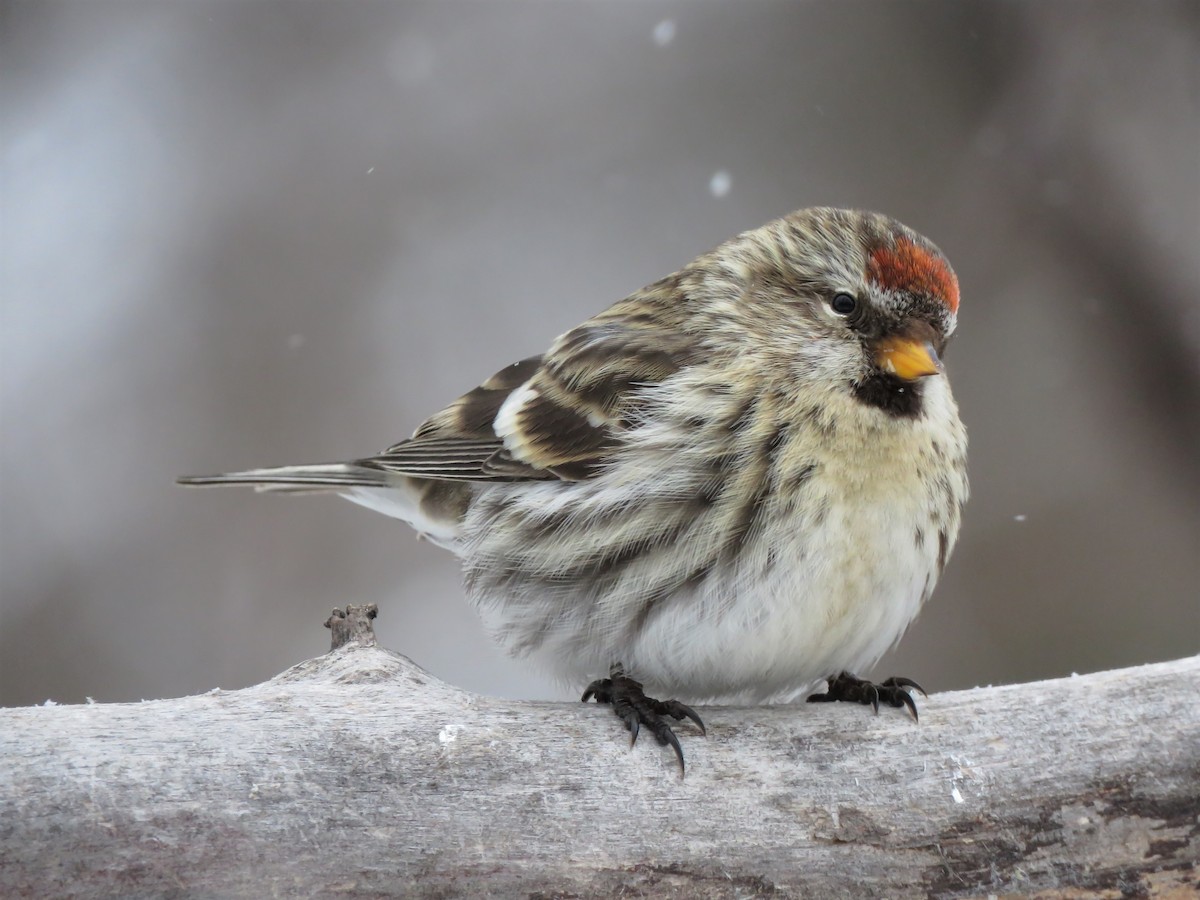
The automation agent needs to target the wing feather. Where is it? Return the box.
[365,274,701,483]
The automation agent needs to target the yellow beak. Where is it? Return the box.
[873,337,943,381]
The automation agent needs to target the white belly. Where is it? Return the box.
[613,491,940,702]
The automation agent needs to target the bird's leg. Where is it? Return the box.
[582,663,706,775]
[806,671,926,721]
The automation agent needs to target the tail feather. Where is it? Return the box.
[176,462,390,493]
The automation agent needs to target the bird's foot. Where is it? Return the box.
[806,671,926,721]
[582,664,706,775]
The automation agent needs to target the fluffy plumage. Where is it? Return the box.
[180,207,968,704]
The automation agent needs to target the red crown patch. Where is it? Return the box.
[868,236,959,314]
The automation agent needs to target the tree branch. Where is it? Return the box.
[2,606,1197,898]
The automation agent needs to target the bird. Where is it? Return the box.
[179,207,969,773]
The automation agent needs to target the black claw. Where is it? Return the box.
[662,727,685,774]
[664,700,707,737]
[806,671,925,721]
[582,665,704,775]
[882,675,927,696]
[626,715,640,747]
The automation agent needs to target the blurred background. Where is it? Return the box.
[3,1,1197,707]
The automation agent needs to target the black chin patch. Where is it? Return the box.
[852,373,925,418]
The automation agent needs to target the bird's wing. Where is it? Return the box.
[363,355,548,483]
[364,295,702,483]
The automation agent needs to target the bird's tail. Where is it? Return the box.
[176,462,390,493]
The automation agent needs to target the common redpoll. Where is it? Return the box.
[181,207,968,771]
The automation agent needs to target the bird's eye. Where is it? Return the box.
[830,293,858,315]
